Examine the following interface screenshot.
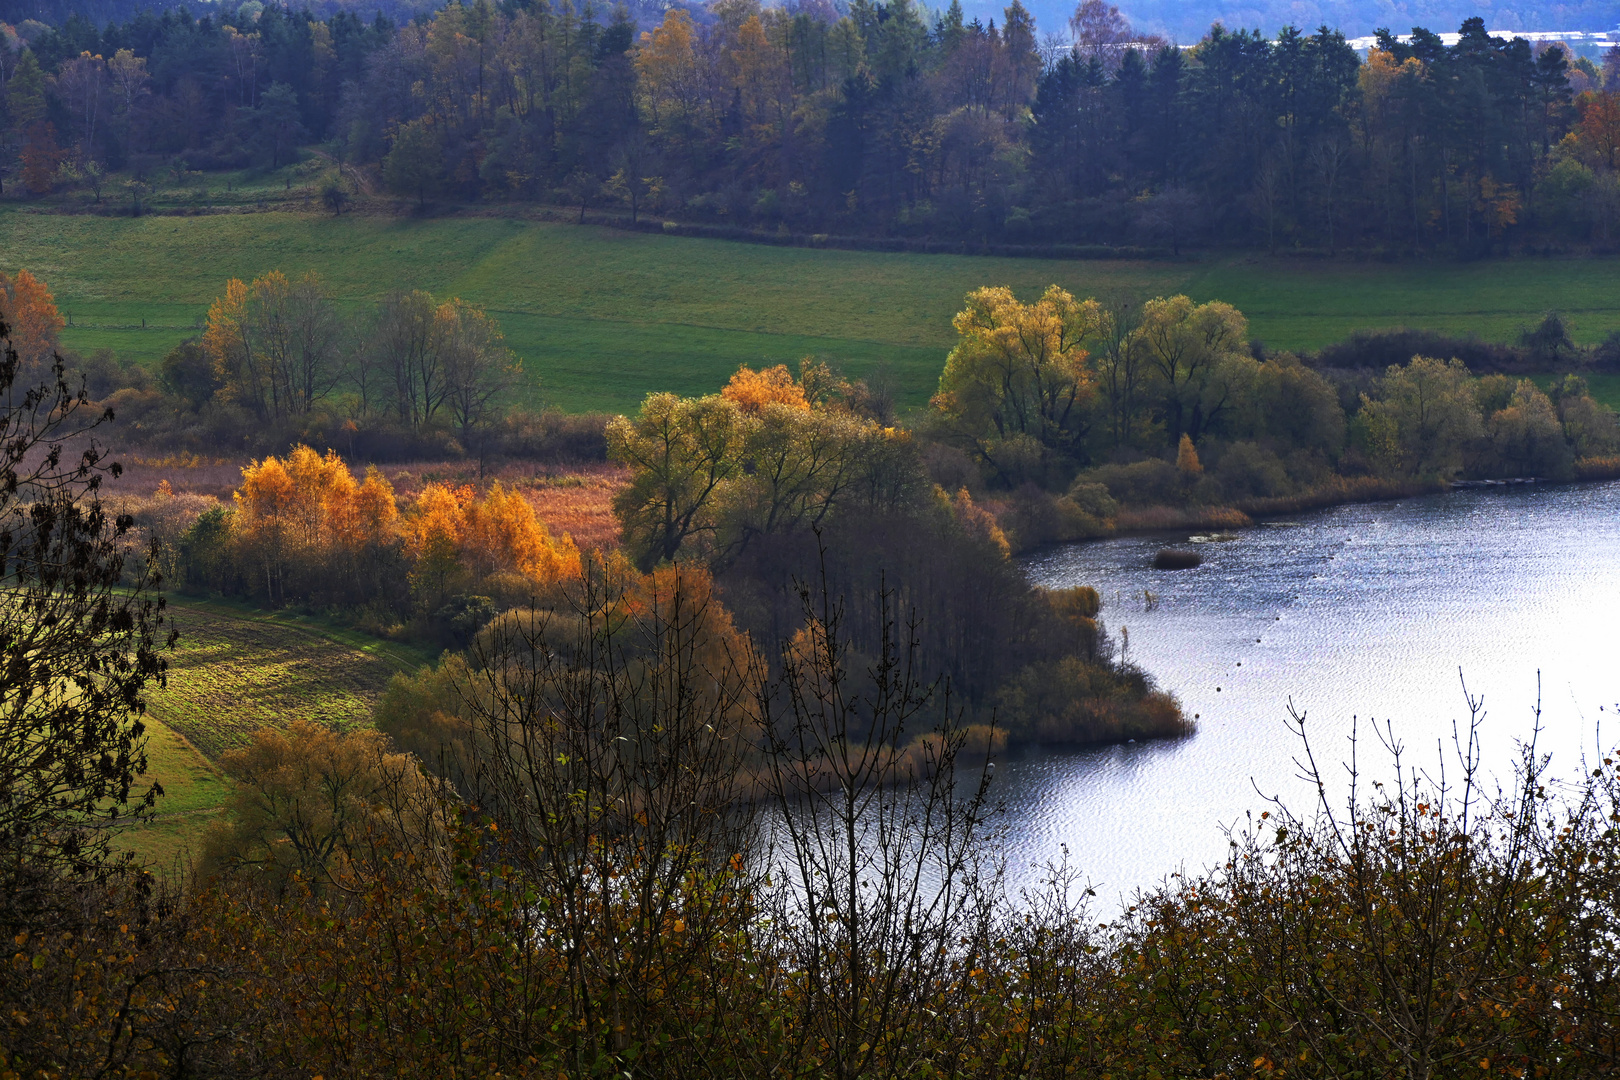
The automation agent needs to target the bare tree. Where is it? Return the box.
[757,565,1001,1080]
[0,316,172,935]
[1310,133,1348,254]
[439,299,520,458]
[372,289,445,428]
[55,52,106,161]
[461,561,767,1071]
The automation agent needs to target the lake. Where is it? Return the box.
[1004,479,1620,905]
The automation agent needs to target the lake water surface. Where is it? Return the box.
[1004,479,1620,905]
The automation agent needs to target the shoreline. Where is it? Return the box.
[1010,460,1620,553]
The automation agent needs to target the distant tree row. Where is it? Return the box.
[921,284,1620,549]
[2,266,615,463]
[5,0,1620,249]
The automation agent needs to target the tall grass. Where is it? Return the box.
[1575,455,1620,481]
[1115,505,1253,532]
[1235,475,1446,517]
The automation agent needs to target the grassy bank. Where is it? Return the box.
[6,207,1620,413]
[112,597,433,868]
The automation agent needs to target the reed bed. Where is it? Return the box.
[1575,456,1620,481]
[1114,504,1252,532]
[1236,475,1444,516]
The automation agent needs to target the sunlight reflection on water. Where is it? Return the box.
[1002,480,1620,907]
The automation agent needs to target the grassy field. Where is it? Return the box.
[112,597,433,868]
[6,206,1620,413]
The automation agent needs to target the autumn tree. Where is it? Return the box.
[1479,378,1572,479]
[370,289,443,427]
[233,445,399,604]
[933,285,1104,483]
[404,482,474,608]
[367,290,517,436]
[1130,294,1254,446]
[1356,355,1484,478]
[717,403,920,565]
[0,269,66,372]
[55,51,107,162]
[461,481,581,586]
[203,271,345,422]
[722,363,811,413]
[403,480,581,607]
[200,719,449,896]
[437,298,520,449]
[458,555,766,1069]
[608,393,754,569]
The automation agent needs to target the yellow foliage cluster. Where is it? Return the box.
[237,445,398,556]
[721,363,811,413]
[406,480,582,587]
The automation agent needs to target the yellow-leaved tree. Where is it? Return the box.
[1128,294,1255,448]
[933,284,1103,484]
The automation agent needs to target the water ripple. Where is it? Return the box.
[1002,480,1620,906]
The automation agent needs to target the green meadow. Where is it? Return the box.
[5,206,1620,413]
[112,597,432,869]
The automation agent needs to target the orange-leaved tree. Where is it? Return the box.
[0,269,66,371]
[404,482,476,607]
[461,481,582,585]
[234,445,399,604]
[405,481,582,607]
[722,363,810,413]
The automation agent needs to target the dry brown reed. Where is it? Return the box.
[97,449,630,553]
[378,460,627,550]
[100,453,246,499]
[1575,456,1620,481]
[1236,475,1444,516]
[1114,505,1253,532]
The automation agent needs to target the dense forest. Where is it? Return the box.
[3,0,1620,250]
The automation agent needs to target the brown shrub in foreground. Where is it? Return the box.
[14,681,1620,1080]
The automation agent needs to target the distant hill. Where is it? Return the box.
[954,0,1616,44]
[0,0,434,24]
[3,0,1613,51]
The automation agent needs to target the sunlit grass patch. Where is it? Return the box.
[110,716,228,871]
[149,599,431,761]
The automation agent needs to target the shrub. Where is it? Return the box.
[994,657,1185,744]
[1313,327,1527,374]
[498,408,609,461]
[1064,478,1119,519]
[1153,548,1203,569]
[996,485,1110,552]
[1212,440,1291,500]
[1083,458,1180,506]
